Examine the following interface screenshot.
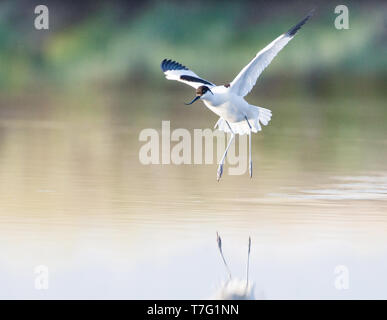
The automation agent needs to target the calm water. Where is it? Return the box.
[0,88,386,299]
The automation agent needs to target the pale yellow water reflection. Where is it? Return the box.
[0,89,386,299]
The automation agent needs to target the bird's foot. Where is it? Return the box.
[217,163,224,182]
[249,161,253,178]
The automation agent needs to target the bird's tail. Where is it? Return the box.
[215,106,272,135]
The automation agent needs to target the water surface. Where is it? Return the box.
[0,89,386,299]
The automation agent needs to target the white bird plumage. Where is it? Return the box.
[161,11,313,180]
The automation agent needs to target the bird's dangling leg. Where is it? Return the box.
[248,132,252,178]
[217,121,235,181]
[245,116,253,178]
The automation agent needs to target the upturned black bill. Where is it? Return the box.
[185,96,200,105]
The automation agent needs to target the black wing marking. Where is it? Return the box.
[286,10,314,37]
[161,59,189,72]
[161,58,216,88]
[180,75,214,86]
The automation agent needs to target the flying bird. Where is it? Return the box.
[161,11,313,181]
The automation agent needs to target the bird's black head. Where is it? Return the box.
[185,86,213,105]
[196,85,212,96]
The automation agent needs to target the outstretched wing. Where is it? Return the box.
[230,11,313,97]
[161,59,216,89]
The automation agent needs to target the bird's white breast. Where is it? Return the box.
[202,86,249,123]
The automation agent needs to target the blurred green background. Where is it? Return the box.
[0,0,385,94]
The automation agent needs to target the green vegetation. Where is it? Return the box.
[0,1,385,92]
